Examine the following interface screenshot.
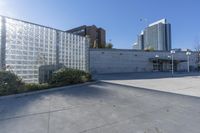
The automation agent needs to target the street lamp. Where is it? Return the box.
[155,55,159,71]
[170,50,176,76]
[198,53,200,71]
[186,51,191,72]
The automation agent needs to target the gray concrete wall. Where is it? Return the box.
[90,49,198,74]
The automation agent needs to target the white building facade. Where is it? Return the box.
[0,16,89,83]
[134,19,171,51]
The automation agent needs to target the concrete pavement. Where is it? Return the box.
[96,72,200,97]
[0,79,200,133]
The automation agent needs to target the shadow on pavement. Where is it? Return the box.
[0,82,110,121]
[0,80,199,123]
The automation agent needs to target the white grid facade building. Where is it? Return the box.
[0,17,2,68]
[0,16,89,83]
[58,32,89,71]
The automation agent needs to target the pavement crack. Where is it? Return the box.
[78,105,174,133]
[79,121,119,133]
[47,96,52,133]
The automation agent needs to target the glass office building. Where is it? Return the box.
[134,19,171,51]
[0,16,89,83]
[143,19,171,51]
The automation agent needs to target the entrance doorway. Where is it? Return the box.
[152,60,177,72]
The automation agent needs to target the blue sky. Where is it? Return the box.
[0,0,200,49]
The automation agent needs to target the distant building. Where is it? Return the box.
[134,19,171,51]
[173,48,192,52]
[181,48,192,52]
[137,31,145,50]
[67,25,106,48]
[132,42,139,50]
[173,48,182,52]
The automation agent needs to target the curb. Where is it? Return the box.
[0,81,99,100]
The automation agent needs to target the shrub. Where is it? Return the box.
[18,83,50,93]
[50,68,92,87]
[0,71,24,96]
[0,69,92,96]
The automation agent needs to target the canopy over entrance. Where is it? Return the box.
[149,58,187,63]
[149,58,187,71]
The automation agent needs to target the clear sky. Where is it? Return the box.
[0,0,200,49]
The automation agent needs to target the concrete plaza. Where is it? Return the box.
[0,72,200,133]
[96,72,200,97]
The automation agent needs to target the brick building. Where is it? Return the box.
[67,25,106,48]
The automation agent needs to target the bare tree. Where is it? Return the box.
[194,37,200,71]
[105,43,113,49]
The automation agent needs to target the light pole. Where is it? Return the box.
[170,50,176,76]
[198,53,200,72]
[155,55,159,71]
[186,51,191,72]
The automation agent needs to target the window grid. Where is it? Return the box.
[2,17,89,83]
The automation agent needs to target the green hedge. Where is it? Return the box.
[0,71,24,96]
[0,69,92,96]
[50,68,92,87]
[19,83,50,93]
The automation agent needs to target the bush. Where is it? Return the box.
[50,68,92,87]
[0,71,24,96]
[0,69,92,96]
[19,83,50,93]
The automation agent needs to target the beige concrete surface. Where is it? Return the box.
[97,72,200,97]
